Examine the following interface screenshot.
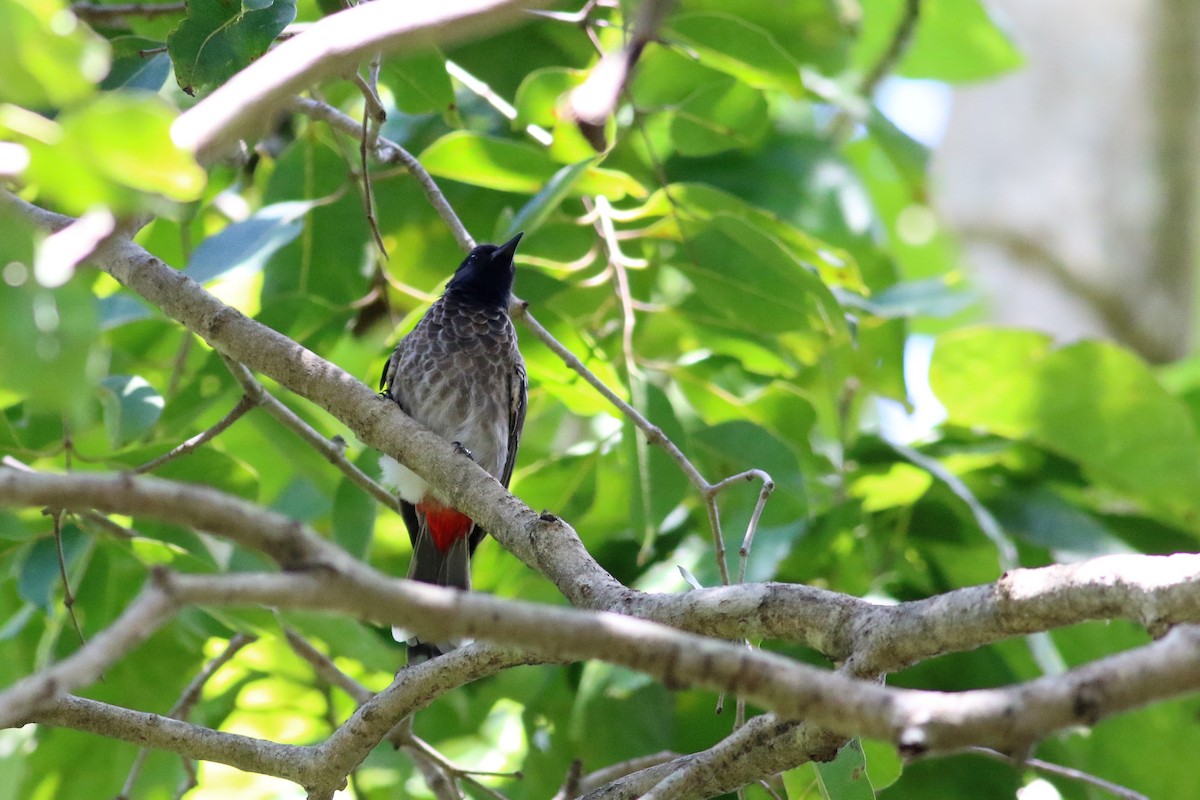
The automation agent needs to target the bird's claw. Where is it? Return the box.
[451,441,475,461]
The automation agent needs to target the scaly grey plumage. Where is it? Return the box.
[378,233,527,664]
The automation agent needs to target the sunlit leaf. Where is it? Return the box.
[856,0,1023,83]
[665,13,805,96]
[622,182,865,292]
[669,79,769,156]
[514,66,586,128]
[419,131,645,198]
[932,329,1200,524]
[21,92,206,213]
[0,0,109,108]
[502,159,593,239]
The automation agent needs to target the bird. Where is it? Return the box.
[378,232,528,664]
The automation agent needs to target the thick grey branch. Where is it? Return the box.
[6,469,1200,672]
[11,564,1200,794]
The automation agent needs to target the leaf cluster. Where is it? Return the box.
[2,0,1200,798]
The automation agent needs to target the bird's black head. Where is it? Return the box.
[444,232,523,309]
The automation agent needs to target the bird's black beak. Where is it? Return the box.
[493,232,523,265]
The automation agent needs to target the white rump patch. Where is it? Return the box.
[379,455,429,504]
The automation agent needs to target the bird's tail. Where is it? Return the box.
[403,521,473,665]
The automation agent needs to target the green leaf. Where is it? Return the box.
[21,92,206,214]
[665,13,805,96]
[624,182,865,293]
[333,468,377,562]
[97,293,153,330]
[931,329,1200,523]
[0,0,110,108]
[100,37,172,92]
[261,139,372,305]
[0,258,100,426]
[988,485,1133,561]
[630,45,726,108]
[271,476,331,522]
[18,525,86,613]
[98,375,164,447]
[514,66,586,128]
[502,159,593,239]
[815,739,875,800]
[185,199,314,284]
[669,79,769,156]
[677,215,845,339]
[167,0,297,94]
[856,0,1023,83]
[152,448,260,501]
[419,131,645,198]
[840,277,972,319]
[381,49,453,115]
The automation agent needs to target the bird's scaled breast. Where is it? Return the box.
[391,304,519,482]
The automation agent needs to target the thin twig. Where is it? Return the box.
[756,777,785,800]
[826,0,921,143]
[221,356,402,514]
[860,0,921,98]
[402,732,521,800]
[165,334,194,402]
[117,633,255,799]
[351,71,389,258]
[172,757,199,800]
[567,0,676,150]
[290,96,475,251]
[886,441,1017,570]
[731,471,776,584]
[553,759,585,800]
[131,395,255,475]
[964,747,1149,800]
[282,626,373,704]
[49,509,86,645]
[588,196,656,562]
[72,508,137,539]
[511,303,775,585]
[576,751,678,795]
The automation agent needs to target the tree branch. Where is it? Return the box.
[34,694,316,786]
[3,465,1200,671]
[174,0,550,163]
[11,560,1200,771]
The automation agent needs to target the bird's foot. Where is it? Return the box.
[451,441,475,461]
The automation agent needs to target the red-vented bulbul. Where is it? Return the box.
[379,233,527,664]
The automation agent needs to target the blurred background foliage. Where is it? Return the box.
[2,0,1200,798]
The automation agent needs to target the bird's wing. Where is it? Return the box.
[378,338,422,543]
[469,359,526,556]
[500,360,528,490]
[379,342,401,394]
